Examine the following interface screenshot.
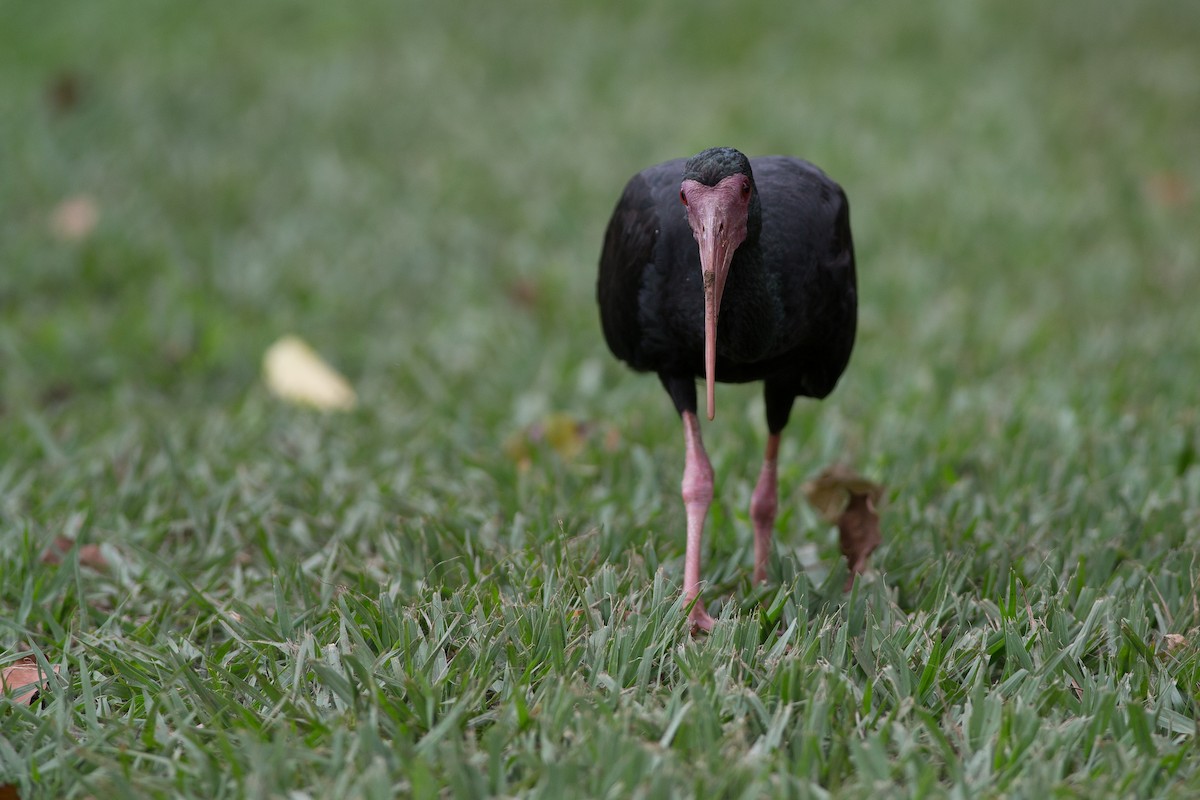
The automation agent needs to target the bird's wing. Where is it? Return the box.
[597,173,661,367]
[754,156,857,396]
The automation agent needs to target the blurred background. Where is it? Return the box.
[3,3,1199,791]
[1,0,1197,581]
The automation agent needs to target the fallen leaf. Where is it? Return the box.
[507,278,539,310]
[263,335,357,411]
[46,71,82,113]
[50,194,99,241]
[1143,172,1191,209]
[803,465,884,590]
[38,381,75,408]
[1158,633,1188,658]
[602,425,622,453]
[803,464,882,522]
[1,657,60,706]
[540,412,588,460]
[838,492,881,589]
[78,544,108,570]
[40,535,74,565]
[504,412,590,466]
[502,431,533,471]
[40,536,109,570]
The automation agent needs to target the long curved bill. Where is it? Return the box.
[699,218,734,421]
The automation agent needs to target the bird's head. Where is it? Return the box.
[680,147,757,420]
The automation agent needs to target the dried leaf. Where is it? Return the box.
[78,544,109,570]
[40,536,109,570]
[838,492,881,590]
[38,381,74,408]
[50,194,99,241]
[507,278,539,310]
[504,412,590,465]
[263,335,357,411]
[803,465,884,590]
[540,412,587,460]
[0,783,19,800]
[1,657,60,706]
[502,431,533,471]
[602,425,622,453]
[803,464,882,522]
[1144,172,1191,209]
[46,71,82,113]
[1158,633,1188,658]
[39,535,74,565]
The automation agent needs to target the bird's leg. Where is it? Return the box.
[681,410,716,632]
[750,433,781,584]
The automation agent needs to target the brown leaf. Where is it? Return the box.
[0,782,20,800]
[40,535,75,565]
[1158,633,1188,659]
[50,194,99,241]
[803,465,884,590]
[46,71,82,113]
[78,544,109,570]
[40,536,109,570]
[38,381,75,408]
[1,657,60,706]
[1144,172,1191,209]
[838,492,881,590]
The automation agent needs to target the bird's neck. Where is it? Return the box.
[719,240,782,361]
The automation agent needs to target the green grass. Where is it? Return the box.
[3,0,1200,796]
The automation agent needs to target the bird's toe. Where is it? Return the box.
[688,605,716,634]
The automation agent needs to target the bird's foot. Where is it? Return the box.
[688,602,715,634]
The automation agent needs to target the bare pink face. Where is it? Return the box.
[679,173,752,420]
[679,173,752,261]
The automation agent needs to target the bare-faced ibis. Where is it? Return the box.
[597,147,857,631]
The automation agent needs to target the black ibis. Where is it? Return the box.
[597,147,857,631]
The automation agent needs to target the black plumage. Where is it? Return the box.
[597,147,857,630]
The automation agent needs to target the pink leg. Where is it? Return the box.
[750,434,781,584]
[681,411,716,632]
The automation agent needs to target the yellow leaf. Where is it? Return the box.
[503,430,533,470]
[803,464,880,522]
[504,412,590,465]
[263,336,357,411]
[541,412,586,460]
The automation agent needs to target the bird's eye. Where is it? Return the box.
[679,189,688,206]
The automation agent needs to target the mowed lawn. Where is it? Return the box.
[2,0,1199,796]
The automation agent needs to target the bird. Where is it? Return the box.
[597,147,857,631]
